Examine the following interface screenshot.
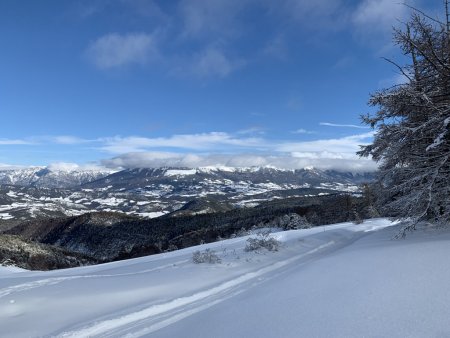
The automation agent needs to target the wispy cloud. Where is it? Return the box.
[99,132,266,153]
[276,132,374,154]
[78,0,412,81]
[0,163,27,170]
[351,0,411,50]
[378,73,410,88]
[94,130,373,158]
[80,0,413,78]
[291,129,315,135]
[85,32,159,69]
[6,130,376,171]
[47,162,112,172]
[37,131,372,157]
[121,0,169,21]
[178,0,247,40]
[175,45,244,78]
[98,130,375,171]
[101,151,376,172]
[274,0,349,31]
[0,138,34,145]
[73,0,110,19]
[320,122,370,129]
[237,127,266,135]
[352,0,409,34]
[51,136,93,145]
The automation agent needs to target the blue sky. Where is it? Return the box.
[0,0,439,171]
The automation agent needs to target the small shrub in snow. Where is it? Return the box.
[352,210,363,224]
[278,213,311,230]
[192,249,221,264]
[236,227,250,237]
[256,213,311,230]
[364,205,380,218]
[244,233,281,252]
[165,244,178,252]
[1,258,15,267]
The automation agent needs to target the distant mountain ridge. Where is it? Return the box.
[0,166,374,224]
[0,165,374,190]
[0,167,113,188]
[82,166,374,190]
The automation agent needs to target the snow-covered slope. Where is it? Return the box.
[2,219,449,337]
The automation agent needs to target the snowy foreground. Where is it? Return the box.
[1,219,450,337]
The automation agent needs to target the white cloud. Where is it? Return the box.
[79,0,413,78]
[51,136,92,145]
[378,73,410,88]
[99,132,266,153]
[352,0,407,28]
[98,130,376,172]
[292,129,315,134]
[352,0,410,38]
[101,151,376,172]
[74,0,109,18]
[178,0,247,40]
[276,132,373,155]
[237,127,266,135]
[0,163,27,170]
[6,131,376,172]
[320,122,370,129]
[86,32,158,69]
[186,46,244,78]
[0,138,33,145]
[98,131,372,158]
[275,0,348,30]
[121,0,169,21]
[47,162,111,172]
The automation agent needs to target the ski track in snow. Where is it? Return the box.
[58,241,336,337]
[0,259,189,300]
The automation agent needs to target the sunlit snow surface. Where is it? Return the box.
[2,219,450,337]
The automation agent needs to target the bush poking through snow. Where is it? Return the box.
[245,233,281,252]
[352,210,363,224]
[192,249,221,264]
[257,213,311,230]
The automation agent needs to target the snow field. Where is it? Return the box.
[3,219,447,337]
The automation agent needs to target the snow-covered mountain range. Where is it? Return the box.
[0,167,112,188]
[0,166,374,223]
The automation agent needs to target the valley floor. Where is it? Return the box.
[1,219,449,337]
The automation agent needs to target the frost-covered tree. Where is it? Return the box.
[358,2,450,234]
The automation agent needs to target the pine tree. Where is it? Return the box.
[358,2,450,235]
